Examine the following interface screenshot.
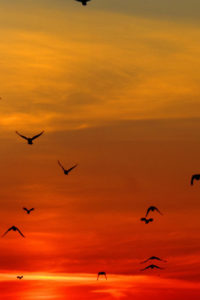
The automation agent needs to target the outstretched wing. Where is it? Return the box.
[16,227,25,238]
[145,207,152,217]
[140,218,146,222]
[30,208,34,212]
[2,228,12,237]
[155,207,163,215]
[140,266,150,271]
[148,218,154,222]
[23,207,28,213]
[67,164,78,173]
[153,265,163,269]
[58,160,65,171]
[32,131,44,140]
[16,131,28,140]
[140,258,150,264]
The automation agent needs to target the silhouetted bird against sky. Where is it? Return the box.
[141,217,153,224]
[191,174,200,185]
[2,226,25,238]
[97,272,107,280]
[141,264,164,271]
[17,276,23,280]
[23,207,34,214]
[58,160,78,175]
[146,206,163,217]
[75,0,91,6]
[140,256,167,264]
[16,131,44,145]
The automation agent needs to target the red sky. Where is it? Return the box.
[0,0,200,299]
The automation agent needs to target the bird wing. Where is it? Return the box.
[155,207,163,215]
[67,164,78,173]
[148,218,154,222]
[154,265,163,269]
[16,131,28,140]
[58,160,65,171]
[191,175,196,185]
[2,227,12,237]
[140,218,146,222]
[23,207,28,212]
[140,266,149,271]
[32,131,44,140]
[16,227,25,238]
[30,208,34,212]
[140,258,149,264]
[145,207,151,217]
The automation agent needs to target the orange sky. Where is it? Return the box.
[0,0,200,299]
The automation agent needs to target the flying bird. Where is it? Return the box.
[97,272,107,280]
[17,276,23,280]
[75,0,91,6]
[23,207,34,214]
[16,131,44,145]
[140,217,154,224]
[2,226,25,238]
[140,256,167,264]
[145,206,163,217]
[191,174,200,185]
[140,264,164,271]
[58,160,78,175]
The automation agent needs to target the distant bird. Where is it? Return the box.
[17,276,23,280]
[58,160,78,175]
[141,264,164,271]
[16,131,44,145]
[2,226,25,238]
[140,217,154,224]
[75,0,91,6]
[97,272,107,280]
[140,256,167,264]
[23,207,34,214]
[146,206,163,217]
[191,174,200,185]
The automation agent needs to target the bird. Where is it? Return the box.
[140,217,154,224]
[2,226,25,238]
[140,256,167,264]
[17,276,23,280]
[23,207,34,214]
[140,264,164,271]
[145,206,163,217]
[97,272,107,280]
[75,0,91,6]
[16,131,44,145]
[57,160,78,175]
[191,174,200,185]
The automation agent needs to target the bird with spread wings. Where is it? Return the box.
[145,206,163,217]
[2,226,25,238]
[23,207,34,214]
[140,217,154,224]
[16,131,44,145]
[140,256,167,264]
[97,272,107,280]
[58,160,78,175]
[140,264,164,271]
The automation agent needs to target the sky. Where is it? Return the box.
[0,0,200,299]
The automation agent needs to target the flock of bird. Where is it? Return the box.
[2,0,199,282]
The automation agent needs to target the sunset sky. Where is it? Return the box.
[0,0,200,299]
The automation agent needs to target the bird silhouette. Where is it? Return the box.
[17,276,23,280]
[75,0,91,6]
[23,207,34,214]
[2,226,25,238]
[16,131,44,145]
[191,174,200,185]
[97,272,107,280]
[145,206,163,217]
[58,160,78,175]
[140,217,154,224]
[140,256,167,264]
[140,264,164,271]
